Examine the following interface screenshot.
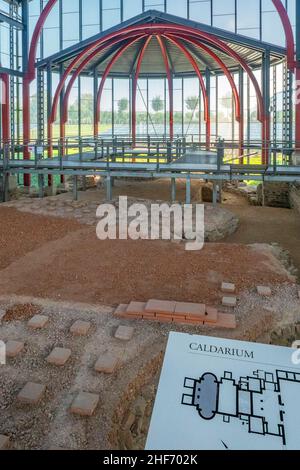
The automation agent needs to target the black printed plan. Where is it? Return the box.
[146,333,300,450]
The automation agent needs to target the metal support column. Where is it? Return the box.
[205,68,211,150]
[171,178,176,202]
[38,174,44,198]
[262,49,271,165]
[239,67,244,161]
[186,175,191,205]
[22,0,30,186]
[295,0,300,164]
[93,69,98,138]
[212,182,218,206]
[106,175,112,201]
[73,175,78,201]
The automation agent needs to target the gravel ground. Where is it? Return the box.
[0,287,299,450]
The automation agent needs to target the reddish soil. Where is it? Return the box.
[0,213,292,306]
[2,303,41,322]
[0,207,81,270]
[224,203,300,275]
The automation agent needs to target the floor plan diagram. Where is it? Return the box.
[146,333,300,450]
[182,369,300,446]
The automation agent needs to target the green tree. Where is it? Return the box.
[185,96,199,112]
[117,97,129,114]
[151,95,164,113]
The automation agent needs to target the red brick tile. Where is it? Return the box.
[204,306,219,323]
[114,304,129,317]
[70,392,99,417]
[46,347,71,366]
[28,315,49,330]
[179,318,204,325]
[6,340,24,358]
[94,353,120,374]
[208,312,236,329]
[156,314,173,323]
[142,313,156,320]
[17,382,46,405]
[172,314,187,322]
[257,286,272,297]
[70,320,91,336]
[126,302,146,316]
[145,299,176,315]
[115,325,134,341]
[221,282,236,294]
[175,302,206,319]
[222,296,237,308]
[156,317,174,324]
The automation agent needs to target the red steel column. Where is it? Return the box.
[272,0,295,71]
[0,73,10,143]
[23,0,58,186]
[296,66,300,157]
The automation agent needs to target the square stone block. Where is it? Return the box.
[257,286,272,297]
[28,315,49,330]
[46,347,71,366]
[222,296,237,308]
[145,299,176,315]
[114,325,134,341]
[6,340,24,358]
[70,392,99,417]
[0,435,10,450]
[94,353,120,374]
[17,382,46,405]
[70,320,91,336]
[221,282,236,294]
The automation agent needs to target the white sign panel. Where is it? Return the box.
[146,333,300,450]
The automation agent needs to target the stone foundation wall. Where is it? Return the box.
[289,183,300,215]
[257,182,290,208]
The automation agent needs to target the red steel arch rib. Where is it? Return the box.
[94,35,147,138]
[47,31,145,154]
[23,2,294,182]
[49,23,266,157]
[272,0,295,71]
[156,35,174,141]
[163,34,211,149]
[167,33,240,122]
[131,35,152,146]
